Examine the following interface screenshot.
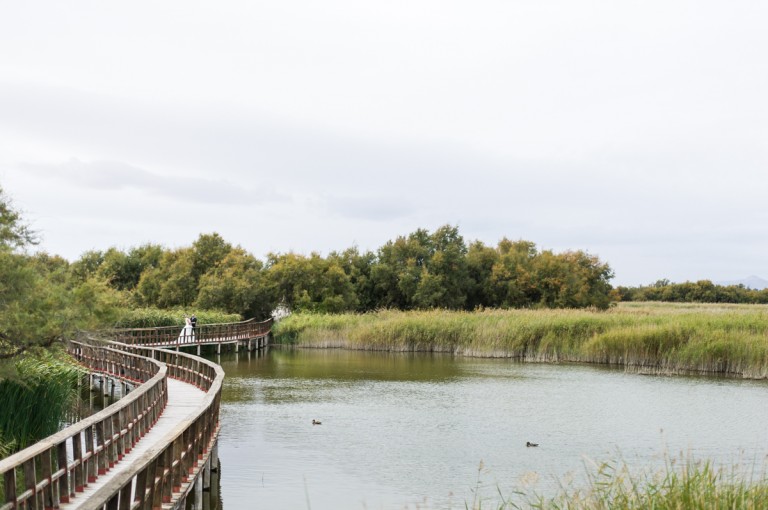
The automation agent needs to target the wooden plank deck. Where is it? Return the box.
[59,379,206,510]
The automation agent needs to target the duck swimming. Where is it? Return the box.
[312,419,322,425]
[526,441,538,447]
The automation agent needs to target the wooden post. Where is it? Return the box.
[193,474,203,510]
[4,467,17,509]
[23,458,38,509]
[41,449,53,510]
[211,442,219,473]
[56,440,70,503]
[202,457,211,491]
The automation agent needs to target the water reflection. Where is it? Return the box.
[67,374,127,425]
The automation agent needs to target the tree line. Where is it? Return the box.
[615,279,768,304]
[2,188,613,360]
[69,226,616,317]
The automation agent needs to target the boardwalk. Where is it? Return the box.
[1,317,271,510]
[112,318,272,353]
[59,379,206,510]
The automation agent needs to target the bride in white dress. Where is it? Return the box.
[178,316,195,343]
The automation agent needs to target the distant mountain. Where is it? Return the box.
[717,275,768,290]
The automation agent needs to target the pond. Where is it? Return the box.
[210,347,768,509]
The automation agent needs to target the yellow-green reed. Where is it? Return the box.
[273,303,768,378]
[516,455,768,510]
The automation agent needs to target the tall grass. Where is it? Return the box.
[273,303,768,378]
[510,455,768,510]
[0,351,85,455]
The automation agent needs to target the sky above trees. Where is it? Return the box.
[1,0,766,286]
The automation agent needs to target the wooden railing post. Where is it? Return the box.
[3,468,17,509]
[22,458,37,509]
[41,449,53,510]
[56,440,69,504]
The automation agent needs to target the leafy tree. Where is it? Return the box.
[327,248,377,311]
[0,187,59,359]
[135,248,197,307]
[70,250,105,283]
[97,244,164,291]
[266,252,357,313]
[551,250,614,309]
[465,241,499,309]
[425,225,470,309]
[0,186,36,249]
[489,239,538,307]
[196,248,275,318]
[192,233,232,282]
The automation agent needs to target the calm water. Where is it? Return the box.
[211,347,768,509]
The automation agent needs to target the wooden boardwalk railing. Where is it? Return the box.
[110,318,272,349]
[68,343,224,510]
[0,342,168,510]
[0,316,273,510]
[0,335,235,510]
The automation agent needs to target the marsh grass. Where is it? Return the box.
[512,454,768,510]
[0,351,85,456]
[274,303,768,377]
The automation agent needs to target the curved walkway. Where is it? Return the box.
[2,318,271,510]
[59,379,206,510]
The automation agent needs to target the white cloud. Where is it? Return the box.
[19,158,272,206]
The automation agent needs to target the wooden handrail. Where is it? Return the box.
[108,317,273,348]
[0,342,167,510]
[0,336,226,510]
[72,345,224,510]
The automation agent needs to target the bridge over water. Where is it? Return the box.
[0,318,272,510]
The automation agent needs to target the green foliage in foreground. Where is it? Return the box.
[497,456,768,510]
[0,351,85,455]
[274,302,768,377]
[111,307,242,329]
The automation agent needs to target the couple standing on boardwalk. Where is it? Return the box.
[178,314,197,342]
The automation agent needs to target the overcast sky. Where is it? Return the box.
[1,1,766,286]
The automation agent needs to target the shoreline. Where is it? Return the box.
[272,303,768,380]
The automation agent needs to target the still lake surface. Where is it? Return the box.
[210,347,768,509]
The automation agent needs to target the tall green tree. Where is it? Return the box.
[489,239,539,307]
[97,244,163,291]
[466,240,499,309]
[266,252,357,313]
[421,225,470,309]
[0,186,36,249]
[135,248,197,307]
[327,248,377,312]
[196,248,275,318]
[192,233,232,282]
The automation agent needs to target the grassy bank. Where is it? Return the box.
[273,303,768,378]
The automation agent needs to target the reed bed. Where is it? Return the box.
[273,303,768,378]
[0,351,85,456]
